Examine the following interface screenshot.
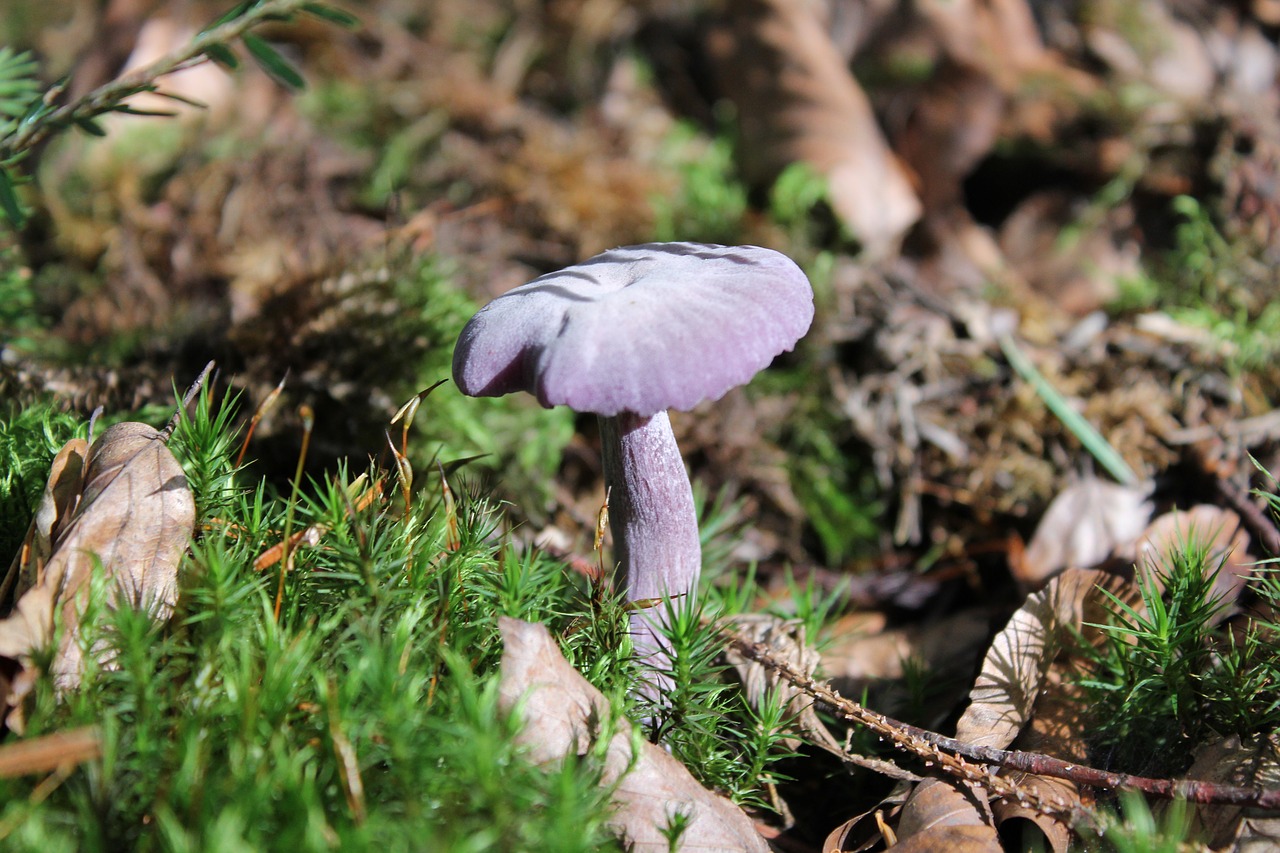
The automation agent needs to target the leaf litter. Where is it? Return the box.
[6,0,1280,848]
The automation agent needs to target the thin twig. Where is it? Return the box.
[3,0,311,158]
[721,627,1280,812]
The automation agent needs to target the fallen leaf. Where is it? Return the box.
[957,568,1133,750]
[890,824,1004,853]
[951,568,1138,849]
[723,613,919,783]
[1083,0,1215,102]
[821,788,914,852]
[497,617,770,852]
[722,614,825,753]
[0,422,195,728]
[986,677,1083,853]
[1187,733,1280,850]
[703,0,921,255]
[0,437,89,613]
[1017,477,1154,587]
[893,779,1000,852]
[915,0,1048,85]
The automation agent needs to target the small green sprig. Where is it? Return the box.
[640,597,799,809]
[168,383,244,525]
[1077,527,1280,776]
[0,0,357,228]
[1101,791,1193,853]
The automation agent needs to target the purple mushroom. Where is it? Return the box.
[452,242,813,681]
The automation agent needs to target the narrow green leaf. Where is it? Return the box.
[998,334,1139,486]
[302,3,359,27]
[242,34,305,90]
[201,0,255,34]
[0,168,25,229]
[151,89,208,109]
[75,117,107,137]
[203,42,241,70]
[113,105,179,118]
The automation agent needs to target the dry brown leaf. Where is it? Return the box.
[951,568,1138,849]
[722,614,826,753]
[1187,733,1280,849]
[957,567,1133,750]
[893,779,1000,852]
[889,824,1004,853]
[496,617,770,852]
[989,777,1076,853]
[704,0,921,255]
[985,659,1089,853]
[1083,0,1215,102]
[0,422,194,729]
[821,786,915,852]
[0,437,89,612]
[915,0,1048,86]
[1017,477,1153,587]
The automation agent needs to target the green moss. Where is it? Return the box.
[651,120,748,245]
[750,368,884,567]
[1109,195,1280,377]
[0,385,798,847]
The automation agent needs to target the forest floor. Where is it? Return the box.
[3,0,1280,850]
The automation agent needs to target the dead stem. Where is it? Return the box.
[719,625,1280,821]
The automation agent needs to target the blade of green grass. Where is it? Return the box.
[998,334,1139,486]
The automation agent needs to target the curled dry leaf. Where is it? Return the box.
[985,675,1081,853]
[821,784,917,852]
[1017,476,1154,587]
[892,779,1000,852]
[949,568,1138,850]
[703,0,921,255]
[1186,733,1280,849]
[957,568,1133,750]
[0,438,89,611]
[497,617,770,852]
[0,422,195,730]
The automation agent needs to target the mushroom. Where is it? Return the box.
[452,242,814,684]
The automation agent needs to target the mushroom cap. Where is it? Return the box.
[452,242,814,417]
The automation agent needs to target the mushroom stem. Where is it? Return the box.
[598,411,702,674]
